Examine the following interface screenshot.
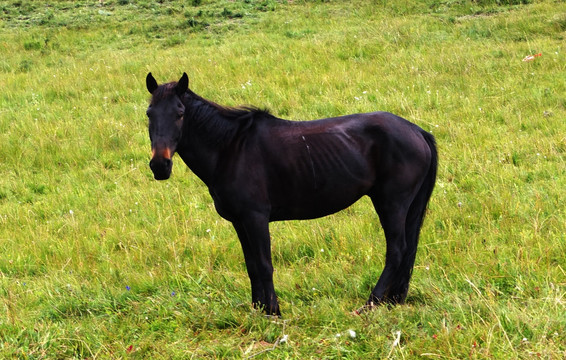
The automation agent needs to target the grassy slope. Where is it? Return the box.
[0,0,565,358]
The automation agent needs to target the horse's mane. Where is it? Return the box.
[188,91,272,122]
[149,81,275,146]
[150,82,272,121]
[189,93,273,146]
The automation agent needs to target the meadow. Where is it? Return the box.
[0,0,565,358]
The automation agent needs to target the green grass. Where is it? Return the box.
[1,0,565,358]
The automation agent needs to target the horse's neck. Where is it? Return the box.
[176,97,233,186]
[176,146,217,186]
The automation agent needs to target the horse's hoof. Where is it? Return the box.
[354,301,377,315]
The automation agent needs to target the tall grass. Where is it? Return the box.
[1,0,565,358]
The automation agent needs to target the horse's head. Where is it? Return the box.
[145,72,189,180]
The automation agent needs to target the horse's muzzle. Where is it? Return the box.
[149,157,172,180]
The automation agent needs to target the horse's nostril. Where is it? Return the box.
[164,158,172,168]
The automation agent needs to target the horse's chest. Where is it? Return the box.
[208,189,235,222]
[208,183,268,222]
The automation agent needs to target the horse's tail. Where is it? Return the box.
[413,130,438,232]
[404,129,438,273]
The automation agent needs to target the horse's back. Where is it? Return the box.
[246,111,431,221]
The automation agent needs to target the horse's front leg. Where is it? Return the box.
[232,214,280,316]
[232,222,265,308]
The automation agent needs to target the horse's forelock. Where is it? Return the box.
[150,82,177,105]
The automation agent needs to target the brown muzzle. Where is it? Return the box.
[149,147,173,180]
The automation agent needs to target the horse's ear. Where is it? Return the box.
[146,73,158,94]
[176,72,189,97]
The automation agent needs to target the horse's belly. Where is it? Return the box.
[269,191,364,221]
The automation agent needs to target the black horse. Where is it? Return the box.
[145,72,437,316]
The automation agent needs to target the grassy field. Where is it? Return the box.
[1,0,565,358]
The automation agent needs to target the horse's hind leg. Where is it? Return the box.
[365,194,414,308]
[364,161,430,309]
[370,175,431,306]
